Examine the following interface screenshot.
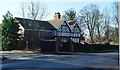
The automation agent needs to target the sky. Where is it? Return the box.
[0,0,117,23]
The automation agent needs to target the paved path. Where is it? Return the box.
[0,51,119,69]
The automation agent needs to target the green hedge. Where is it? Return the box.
[73,43,118,52]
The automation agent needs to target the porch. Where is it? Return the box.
[51,30,83,52]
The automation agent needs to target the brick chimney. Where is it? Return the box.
[54,12,61,19]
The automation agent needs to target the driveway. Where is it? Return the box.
[0,51,119,69]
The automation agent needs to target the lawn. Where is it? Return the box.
[0,55,7,59]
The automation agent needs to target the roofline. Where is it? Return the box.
[65,19,73,31]
[75,21,84,34]
[73,21,81,31]
[57,19,72,31]
[15,17,48,22]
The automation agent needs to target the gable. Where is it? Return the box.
[17,23,25,35]
[72,22,81,32]
[48,19,64,29]
[58,21,71,32]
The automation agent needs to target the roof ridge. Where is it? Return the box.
[48,18,64,21]
[15,17,56,30]
[15,17,48,22]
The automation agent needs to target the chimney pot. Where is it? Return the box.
[54,12,61,19]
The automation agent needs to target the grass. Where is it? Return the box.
[52,52,73,55]
[0,55,7,59]
[40,52,73,55]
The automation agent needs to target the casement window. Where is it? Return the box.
[60,25,70,32]
[36,24,39,28]
[73,25,80,32]
[62,38,67,42]
[28,23,31,26]
[59,22,70,32]
[62,25,66,32]
[72,38,79,43]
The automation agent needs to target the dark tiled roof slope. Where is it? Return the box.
[68,20,76,25]
[15,17,56,30]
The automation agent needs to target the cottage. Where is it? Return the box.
[16,12,85,52]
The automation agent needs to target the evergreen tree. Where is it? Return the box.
[2,11,19,50]
[63,8,76,20]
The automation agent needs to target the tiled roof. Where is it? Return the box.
[68,20,76,25]
[15,17,56,30]
[48,19,64,29]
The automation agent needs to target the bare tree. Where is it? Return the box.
[20,1,48,20]
[102,8,111,43]
[94,10,103,44]
[19,1,48,50]
[27,1,48,50]
[112,2,119,43]
[27,1,47,20]
[20,2,26,18]
[113,2,119,28]
[79,4,102,43]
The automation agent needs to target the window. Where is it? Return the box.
[28,23,31,26]
[62,38,67,42]
[36,24,39,28]
[62,26,66,32]
[72,38,79,43]
[73,25,79,32]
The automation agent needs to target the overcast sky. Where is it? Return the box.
[0,0,117,23]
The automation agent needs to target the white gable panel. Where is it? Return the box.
[72,24,80,32]
[58,21,71,32]
[75,21,84,34]
[71,21,84,35]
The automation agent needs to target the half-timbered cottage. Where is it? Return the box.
[16,12,85,52]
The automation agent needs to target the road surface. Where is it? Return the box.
[0,51,119,69]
